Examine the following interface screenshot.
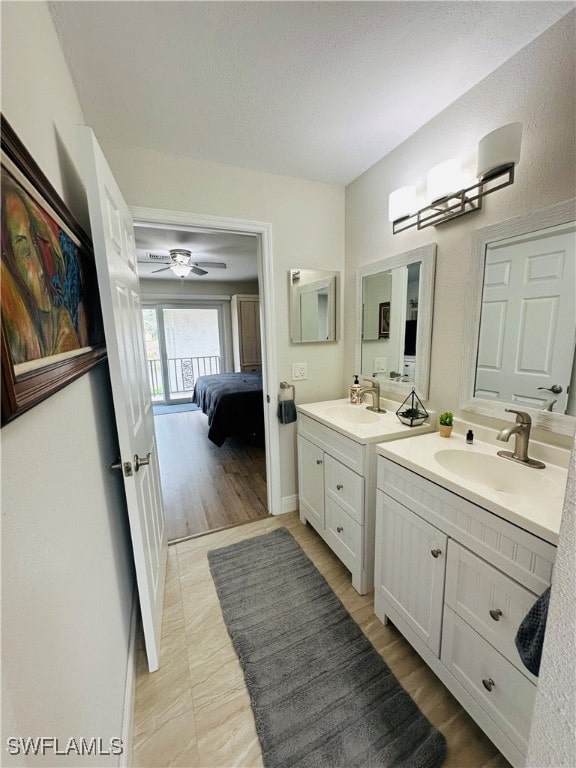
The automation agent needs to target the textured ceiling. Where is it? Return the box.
[49,1,573,185]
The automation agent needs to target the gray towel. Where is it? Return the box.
[515,586,551,676]
[277,399,297,424]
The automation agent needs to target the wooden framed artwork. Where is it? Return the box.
[378,301,390,339]
[1,115,106,425]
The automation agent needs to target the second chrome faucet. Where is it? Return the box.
[496,409,546,469]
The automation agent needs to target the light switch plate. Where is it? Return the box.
[291,363,308,381]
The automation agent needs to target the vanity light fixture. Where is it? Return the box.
[389,123,522,234]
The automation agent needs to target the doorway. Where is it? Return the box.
[131,206,281,538]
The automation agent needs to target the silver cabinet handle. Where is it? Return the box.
[430,548,442,558]
[337,526,344,533]
[482,678,495,692]
[316,459,323,465]
[336,483,343,490]
[134,452,151,472]
[489,608,503,621]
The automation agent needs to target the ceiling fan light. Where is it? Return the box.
[169,249,192,265]
[171,264,192,278]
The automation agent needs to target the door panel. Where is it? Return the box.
[476,226,575,411]
[81,126,167,672]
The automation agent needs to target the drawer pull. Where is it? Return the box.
[482,677,495,692]
[430,548,442,558]
[336,483,344,490]
[337,526,344,533]
[489,608,503,621]
[316,459,323,465]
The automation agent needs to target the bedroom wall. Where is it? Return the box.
[97,140,346,503]
[1,2,135,765]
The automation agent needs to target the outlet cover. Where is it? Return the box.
[374,357,388,372]
[291,363,308,381]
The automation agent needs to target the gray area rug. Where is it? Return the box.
[208,527,447,768]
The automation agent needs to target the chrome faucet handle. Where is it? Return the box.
[504,408,532,425]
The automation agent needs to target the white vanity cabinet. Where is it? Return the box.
[297,413,373,594]
[374,455,557,767]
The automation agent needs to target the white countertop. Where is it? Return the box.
[376,431,568,545]
[297,398,435,445]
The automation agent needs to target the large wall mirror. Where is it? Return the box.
[355,243,436,399]
[289,269,338,343]
[461,198,576,437]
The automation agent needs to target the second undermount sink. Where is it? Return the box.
[434,449,560,497]
[324,406,381,424]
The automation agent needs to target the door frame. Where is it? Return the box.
[131,206,281,517]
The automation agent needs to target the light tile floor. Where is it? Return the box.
[133,512,511,767]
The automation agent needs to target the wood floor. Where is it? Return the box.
[132,512,512,768]
[155,409,268,541]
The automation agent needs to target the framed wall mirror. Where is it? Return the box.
[355,243,436,399]
[460,198,576,436]
[289,269,338,343]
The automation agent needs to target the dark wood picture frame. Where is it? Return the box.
[1,115,106,425]
[378,301,391,339]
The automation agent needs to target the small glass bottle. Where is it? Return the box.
[466,429,474,444]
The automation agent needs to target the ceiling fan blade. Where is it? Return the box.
[151,266,172,273]
[194,262,227,269]
[191,266,208,276]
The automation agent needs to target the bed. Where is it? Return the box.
[191,371,265,447]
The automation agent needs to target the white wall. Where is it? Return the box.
[345,11,576,447]
[1,3,134,764]
[346,12,576,767]
[99,140,346,500]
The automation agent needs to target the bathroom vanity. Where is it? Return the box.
[374,431,567,767]
[296,398,434,594]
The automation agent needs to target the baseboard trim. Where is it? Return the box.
[281,494,299,514]
[120,588,138,767]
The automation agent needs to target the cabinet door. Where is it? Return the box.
[375,491,447,656]
[238,297,261,367]
[297,436,325,529]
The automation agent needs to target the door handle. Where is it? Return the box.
[134,452,151,472]
[110,458,133,477]
[538,385,563,394]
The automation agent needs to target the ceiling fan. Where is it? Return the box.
[151,249,227,278]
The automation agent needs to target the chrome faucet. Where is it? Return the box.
[357,377,386,413]
[496,409,545,469]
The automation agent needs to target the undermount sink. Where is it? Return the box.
[324,406,381,424]
[434,449,560,497]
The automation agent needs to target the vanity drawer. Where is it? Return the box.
[298,413,365,474]
[325,497,362,575]
[377,457,556,595]
[442,606,536,755]
[324,454,364,524]
[445,541,541,679]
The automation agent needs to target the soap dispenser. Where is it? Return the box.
[349,375,361,404]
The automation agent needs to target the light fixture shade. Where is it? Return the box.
[388,186,417,222]
[477,122,522,180]
[171,264,192,278]
[427,159,463,203]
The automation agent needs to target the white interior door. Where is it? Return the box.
[80,126,167,672]
[476,224,576,412]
